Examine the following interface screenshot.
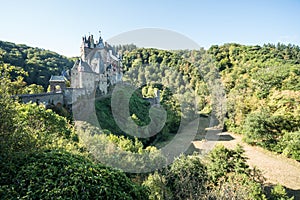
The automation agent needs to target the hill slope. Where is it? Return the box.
[0,40,74,89]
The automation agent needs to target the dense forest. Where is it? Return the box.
[0,40,298,199]
[0,40,74,91]
[209,43,300,160]
[118,44,300,161]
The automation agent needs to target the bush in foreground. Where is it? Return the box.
[0,150,148,200]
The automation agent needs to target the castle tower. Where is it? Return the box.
[72,32,123,95]
[49,75,66,93]
[80,35,94,61]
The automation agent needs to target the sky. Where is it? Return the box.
[0,0,299,57]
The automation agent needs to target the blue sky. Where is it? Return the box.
[0,0,299,56]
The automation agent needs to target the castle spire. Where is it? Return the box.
[97,30,104,48]
[90,35,95,48]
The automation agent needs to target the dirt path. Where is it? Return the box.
[193,130,300,198]
[218,132,300,189]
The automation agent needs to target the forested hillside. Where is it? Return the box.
[0,40,74,90]
[0,64,149,199]
[95,44,300,160]
[109,48,216,147]
[121,48,212,115]
[208,43,300,161]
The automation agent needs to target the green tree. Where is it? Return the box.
[242,111,275,145]
[276,131,300,161]
[206,145,266,199]
[166,154,208,200]
[206,145,250,183]
[269,184,294,200]
[0,40,74,90]
[0,150,148,199]
[0,63,27,153]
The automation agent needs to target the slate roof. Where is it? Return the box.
[71,59,95,73]
[49,75,66,82]
[79,60,94,73]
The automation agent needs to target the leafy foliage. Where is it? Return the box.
[143,154,208,200]
[0,64,149,199]
[205,145,266,199]
[142,171,172,200]
[95,90,152,141]
[122,48,211,114]
[166,154,208,200]
[76,121,165,173]
[143,145,277,200]
[95,87,181,146]
[119,48,222,145]
[207,173,267,200]
[276,131,300,161]
[0,40,74,90]
[0,63,76,153]
[269,184,294,200]
[0,150,148,199]
[210,43,300,160]
[206,145,253,182]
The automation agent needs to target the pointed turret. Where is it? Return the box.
[80,34,93,61]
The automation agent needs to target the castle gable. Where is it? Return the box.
[79,60,94,73]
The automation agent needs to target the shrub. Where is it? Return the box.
[0,150,148,199]
[76,122,166,173]
[242,111,275,144]
[143,154,208,200]
[206,144,250,183]
[143,171,172,200]
[269,184,294,200]
[166,154,208,200]
[207,173,266,200]
[1,102,79,154]
[276,131,300,161]
[206,145,266,199]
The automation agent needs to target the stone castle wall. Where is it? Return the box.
[16,92,64,105]
[64,88,86,104]
[16,88,89,106]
